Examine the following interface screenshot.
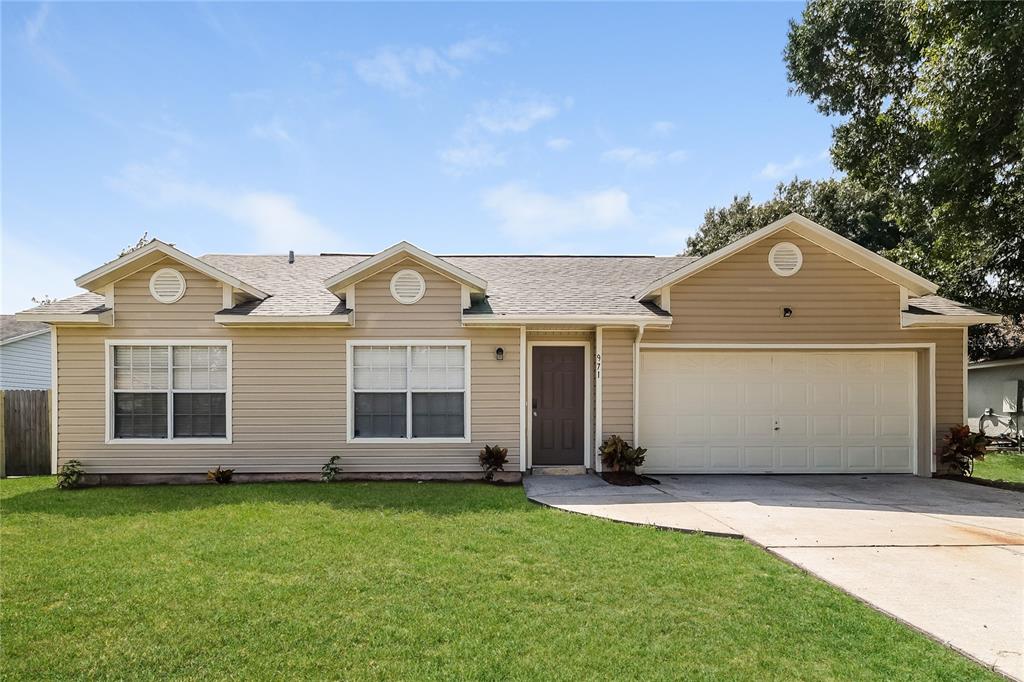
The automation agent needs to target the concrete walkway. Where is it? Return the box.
[524,473,1024,680]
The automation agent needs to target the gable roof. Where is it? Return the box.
[635,213,939,300]
[75,239,268,300]
[0,316,50,344]
[323,241,488,293]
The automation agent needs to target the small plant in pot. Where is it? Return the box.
[599,435,650,486]
[939,424,989,477]
[207,466,235,484]
[479,444,509,482]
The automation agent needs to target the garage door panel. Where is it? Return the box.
[639,350,915,474]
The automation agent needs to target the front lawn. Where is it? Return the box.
[974,451,1024,483]
[1,477,994,680]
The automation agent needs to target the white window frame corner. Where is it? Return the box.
[104,339,232,445]
[346,339,471,445]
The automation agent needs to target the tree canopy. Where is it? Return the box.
[686,0,1023,359]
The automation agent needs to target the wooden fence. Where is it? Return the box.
[1,389,51,477]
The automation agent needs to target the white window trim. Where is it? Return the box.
[345,339,471,444]
[104,339,232,445]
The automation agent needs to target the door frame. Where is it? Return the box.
[527,340,592,470]
[638,343,936,476]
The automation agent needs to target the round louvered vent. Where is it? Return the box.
[768,242,803,277]
[390,269,426,304]
[149,268,186,303]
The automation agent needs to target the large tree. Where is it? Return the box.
[782,0,1023,318]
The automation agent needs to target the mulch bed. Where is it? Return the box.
[935,474,1024,493]
[600,471,660,487]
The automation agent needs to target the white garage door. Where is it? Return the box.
[638,351,916,474]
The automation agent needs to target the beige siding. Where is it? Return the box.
[643,229,965,469]
[600,328,634,444]
[56,258,520,474]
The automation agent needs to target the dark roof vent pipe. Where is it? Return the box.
[288,250,295,264]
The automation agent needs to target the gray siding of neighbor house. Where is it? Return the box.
[968,362,1024,430]
[1,332,51,389]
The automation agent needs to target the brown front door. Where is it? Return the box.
[532,346,585,466]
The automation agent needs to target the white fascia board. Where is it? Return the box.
[323,241,487,292]
[0,328,50,346]
[75,240,268,299]
[214,314,352,327]
[901,312,1002,328]
[462,314,672,327]
[15,310,114,326]
[968,357,1024,370]
[635,213,939,300]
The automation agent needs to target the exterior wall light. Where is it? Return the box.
[782,307,794,318]
[495,347,504,361]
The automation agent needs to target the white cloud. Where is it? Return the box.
[250,117,293,144]
[602,147,688,169]
[110,163,338,252]
[759,150,830,179]
[438,142,505,175]
[446,37,504,61]
[546,137,572,151]
[472,97,561,134]
[440,95,566,174]
[355,37,502,95]
[0,233,88,314]
[481,183,633,239]
[651,120,675,135]
[354,46,457,95]
[24,3,50,44]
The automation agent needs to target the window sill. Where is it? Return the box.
[346,436,471,445]
[106,437,232,445]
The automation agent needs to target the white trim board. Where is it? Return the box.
[526,340,592,471]
[76,240,267,299]
[16,310,114,326]
[325,242,487,292]
[344,339,472,445]
[635,213,938,300]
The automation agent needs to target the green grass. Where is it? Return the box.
[1,477,995,681]
[974,451,1024,483]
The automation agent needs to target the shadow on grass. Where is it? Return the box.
[0,479,536,520]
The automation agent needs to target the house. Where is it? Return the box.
[16,214,1001,482]
[0,316,52,390]
[967,350,1024,433]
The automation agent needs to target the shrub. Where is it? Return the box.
[479,444,509,481]
[207,466,235,484]
[939,424,989,476]
[56,459,84,489]
[321,456,343,482]
[599,435,648,473]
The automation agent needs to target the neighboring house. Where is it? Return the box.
[16,214,1001,480]
[0,316,51,390]
[967,351,1024,432]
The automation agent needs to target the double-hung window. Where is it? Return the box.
[350,342,468,441]
[109,342,230,442]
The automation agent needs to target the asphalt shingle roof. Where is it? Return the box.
[18,252,988,322]
[0,315,50,343]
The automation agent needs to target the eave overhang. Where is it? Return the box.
[15,309,114,326]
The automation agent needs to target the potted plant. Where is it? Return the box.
[939,424,989,477]
[599,435,649,485]
[479,444,509,482]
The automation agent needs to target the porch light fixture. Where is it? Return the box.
[495,347,504,361]
[782,307,794,318]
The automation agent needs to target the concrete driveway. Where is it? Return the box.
[524,474,1024,679]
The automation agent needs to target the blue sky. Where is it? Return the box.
[1,1,837,313]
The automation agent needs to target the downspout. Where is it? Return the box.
[633,323,646,446]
